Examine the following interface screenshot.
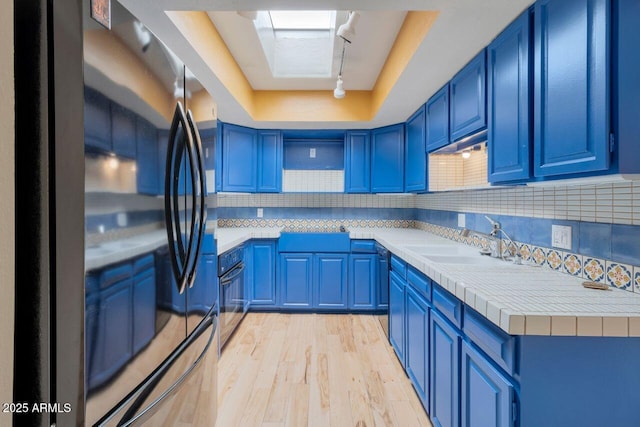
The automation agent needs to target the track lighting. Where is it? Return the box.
[337,11,360,43]
[334,76,345,99]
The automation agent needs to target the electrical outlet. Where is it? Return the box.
[458,213,466,228]
[257,208,264,218]
[551,225,572,250]
[310,148,316,158]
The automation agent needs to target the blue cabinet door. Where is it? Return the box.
[250,241,277,306]
[389,270,406,367]
[279,253,313,308]
[534,0,610,177]
[111,103,137,159]
[461,342,515,427]
[136,117,159,195]
[450,50,487,141]
[96,278,133,387]
[406,285,430,410]
[345,131,371,193]
[488,10,532,183]
[84,87,112,152]
[85,293,100,390]
[405,105,428,192]
[132,269,156,354]
[200,128,216,171]
[222,124,257,192]
[187,254,217,319]
[257,131,282,193]
[314,254,348,310]
[371,124,405,193]
[430,311,460,427]
[426,85,450,152]
[349,254,376,310]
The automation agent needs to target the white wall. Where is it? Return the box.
[0,0,14,425]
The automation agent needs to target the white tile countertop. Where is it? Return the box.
[85,229,168,271]
[215,227,283,254]
[349,227,640,338]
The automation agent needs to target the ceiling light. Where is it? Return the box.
[107,155,119,170]
[461,151,471,159]
[334,76,345,99]
[337,11,360,43]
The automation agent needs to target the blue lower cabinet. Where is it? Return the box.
[461,341,516,427]
[188,254,217,317]
[406,285,430,410]
[389,270,406,367]
[430,311,461,427]
[279,253,313,308]
[132,268,156,354]
[95,277,133,388]
[249,241,277,307]
[349,254,377,310]
[314,254,348,310]
[85,292,100,390]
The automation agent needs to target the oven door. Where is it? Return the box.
[219,262,245,348]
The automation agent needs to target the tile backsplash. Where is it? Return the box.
[282,170,344,192]
[217,180,640,292]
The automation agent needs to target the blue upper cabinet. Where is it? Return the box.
[612,0,640,177]
[84,87,112,153]
[488,10,532,183]
[534,0,610,177]
[136,117,159,195]
[257,130,282,193]
[344,131,371,193]
[426,85,450,152]
[371,124,405,193]
[221,123,258,192]
[199,128,216,171]
[405,105,428,192]
[450,50,487,142]
[110,103,137,160]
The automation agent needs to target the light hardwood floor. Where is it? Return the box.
[217,313,433,427]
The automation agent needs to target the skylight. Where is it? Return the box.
[269,11,333,30]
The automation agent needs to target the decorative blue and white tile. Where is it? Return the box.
[519,244,532,262]
[606,261,633,291]
[562,253,583,277]
[634,267,640,293]
[531,246,547,266]
[546,249,563,271]
[583,258,606,282]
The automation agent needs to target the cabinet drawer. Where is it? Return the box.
[390,255,407,279]
[463,308,516,375]
[407,266,431,302]
[433,285,462,328]
[99,263,133,290]
[350,240,376,253]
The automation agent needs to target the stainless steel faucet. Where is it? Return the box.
[484,215,521,262]
[460,228,500,257]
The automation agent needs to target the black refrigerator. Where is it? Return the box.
[14,0,219,425]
